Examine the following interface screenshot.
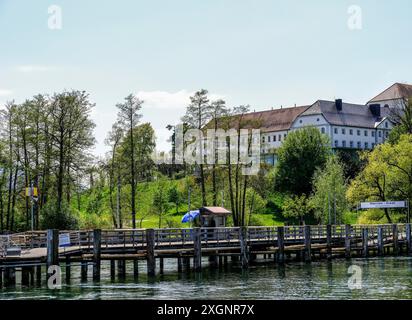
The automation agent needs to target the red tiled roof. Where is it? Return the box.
[368,83,412,103]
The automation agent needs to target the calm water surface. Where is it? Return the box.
[1,257,412,300]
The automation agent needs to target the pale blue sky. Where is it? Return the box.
[0,0,411,155]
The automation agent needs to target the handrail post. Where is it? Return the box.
[392,224,399,255]
[277,226,285,264]
[146,229,156,277]
[326,224,332,260]
[304,225,311,262]
[240,227,249,269]
[362,227,369,258]
[193,228,202,272]
[345,225,351,258]
[377,226,384,256]
[93,229,101,281]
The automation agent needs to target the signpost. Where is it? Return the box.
[359,200,410,223]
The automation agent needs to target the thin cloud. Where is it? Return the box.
[0,89,13,96]
[136,89,226,110]
[16,65,56,73]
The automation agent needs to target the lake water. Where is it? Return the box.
[1,257,412,300]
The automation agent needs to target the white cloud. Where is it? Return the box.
[136,89,226,110]
[0,89,13,96]
[16,65,56,73]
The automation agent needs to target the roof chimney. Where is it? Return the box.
[335,99,343,111]
[369,104,381,117]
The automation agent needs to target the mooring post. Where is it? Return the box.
[159,258,164,274]
[345,225,351,258]
[36,265,41,285]
[146,228,156,277]
[93,229,101,281]
[117,260,126,278]
[193,228,202,272]
[133,259,139,279]
[277,226,285,263]
[239,227,249,269]
[0,267,3,288]
[304,225,311,262]
[362,228,369,258]
[21,267,30,286]
[46,229,59,268]
[377,226,384,256]
[4,267,16,287]
[46,229,59,283]
[406,223,412,255]
[326,224,332,260]
[392,224,399,255]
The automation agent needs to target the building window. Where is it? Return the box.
[357,130,361,136]
[262,136,265,143]
[349,129,353,135]
[372,143,375,148]
[279,135,282,141]
[372,131,375,137]
[273,135,276,142]
[317,118,320,122]
[378,131,382,138]
[268,136,271,142]
[365,142,369,149]
[350,141,354,148]
[284,133,287,138]
[357,141,361,148]
[342,141,346,148]
[321,127,325,134]
[299,120,303,124]
[342,128,346,135]
[334,128,338,134]
[334,140,339,147]
[385,131,389,138]
[364,130,368,137]
[385,122,389,128]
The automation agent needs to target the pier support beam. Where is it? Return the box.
[345,225,351,258]
[304,225,311,262]
[193,228,202,272]
[239,227,249,269]
[377,226,384,256]
[133,260,139,279]
[277,227,285,264]
[21,267,30,286]
[4,267,16,287]
[159,258,164,274]
[0,267,3,288]
[362,228,369,258]
[81,261,88,282]
[406,223,412,255]
[36,265,41,285]
[177,256,182,273]
[326,225,332,260]
[146,229,156,277]
[110,260,116,280]
[392,224,399,255]
[93,229,101,281]
[117,260,126,278]
[46,229,59,282]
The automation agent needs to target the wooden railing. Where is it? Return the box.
[4,224,411,251]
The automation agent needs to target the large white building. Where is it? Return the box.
[256,83,412,164]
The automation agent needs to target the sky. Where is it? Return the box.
[0,0,411,157]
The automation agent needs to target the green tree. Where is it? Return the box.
[310,156,347,224]
[282,194,312,225]
[388,98,412,143]
[168,185,182,215]
[275,126,331,196]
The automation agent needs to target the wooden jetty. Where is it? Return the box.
[0,224,411,288]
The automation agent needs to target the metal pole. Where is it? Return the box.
[30,184,34,231]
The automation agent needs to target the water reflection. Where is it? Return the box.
[1,257,412,300]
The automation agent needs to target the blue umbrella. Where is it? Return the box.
[181,210,200,223]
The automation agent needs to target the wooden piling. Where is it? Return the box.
[377,226,384,256]
[81,261,88,281]
[239,227,249,269]
[110,260,116,279]
[406,223,412,255]
[362,228,369,257]
[392,224,399,255]
[177,256,182,273]
[93,229,101,281]
[65,256,71,283]
[326,224,332,260]
[133,259,139,279]
[159,258,164,274]
[117,260,126,278]
[21,267,30,286]
[304,225,311,262]
[4,267,16,287]
[345,225,351,258]
[277,226,285,263]
[0,267,3,288]
[46,229,59,268]
[36,265,41,285]
[146,229,156,277]
[193,228,202,272]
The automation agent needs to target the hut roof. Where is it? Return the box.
[200,207,231,216]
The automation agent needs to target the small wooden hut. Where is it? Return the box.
[199,207,231,228]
